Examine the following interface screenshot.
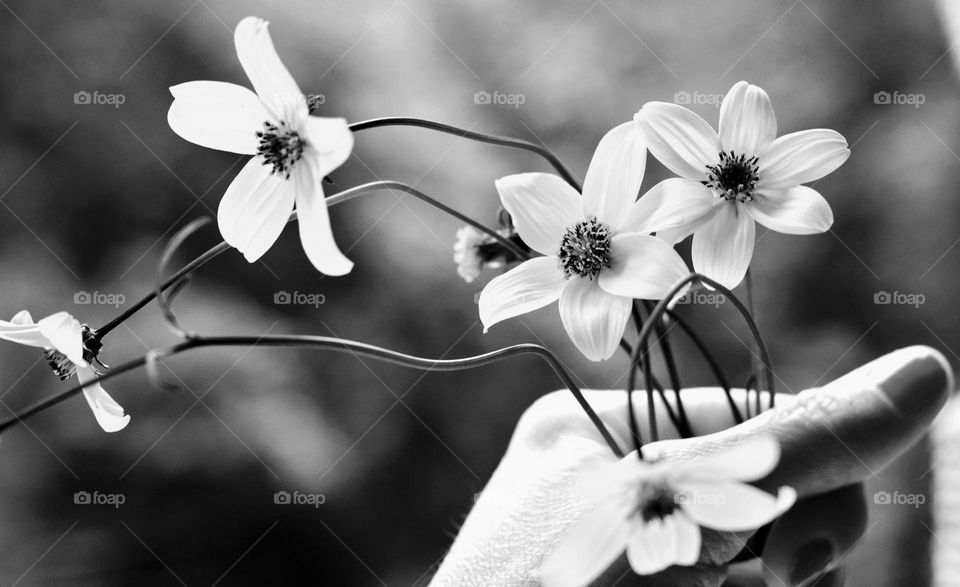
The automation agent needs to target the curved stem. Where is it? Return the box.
[349,117,582,191]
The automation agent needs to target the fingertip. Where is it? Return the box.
[867,345,954,422]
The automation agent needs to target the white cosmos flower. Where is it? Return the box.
[0,311,130,433]
[168,16,354,276]
[636,81,850,289]
[536,436,796,587]
[478,123,690,362]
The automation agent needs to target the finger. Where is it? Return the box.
[760,484,866,587]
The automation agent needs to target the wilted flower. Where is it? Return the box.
[0,311,129,432]
[168,16,354,275]
[636,81,850,288]
[536,436,796,586]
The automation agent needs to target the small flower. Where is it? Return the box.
[536,436,796,586]
[478,123,690,361]
[0,311,129,432]
[167,16,354,275]
[453,226,526,283]
[636,81,850,288]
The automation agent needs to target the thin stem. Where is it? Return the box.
[349,117,582,191]
[643,300,691,437]
[0,336,624,457]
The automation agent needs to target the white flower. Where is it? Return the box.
[453,225,510,283]
[167,16,354,276]
[0,311,130,433]
[537,436,796,587]
[636,81,850,288]
[478,123,690,361]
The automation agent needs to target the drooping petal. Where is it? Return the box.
[495,173,582,256]
[234,16,308,124]
[37,312,86,366]
[670,512,703,566]
[598,234,689,299]
[0,311,48,348]
[299,116,354,176]
[478,257,567,330]
[673,435,781,482]
[77,366,130,433]
[295,155,353,276]
[167,81,269,154]
[581,121,646,231]
[625,514,697,575]
[217,158,289,256]
[678,482,797,532]
[558,278,632,362]
[536,500,633,587]
[757,129,850,189]
[718,81,777,155]
[691,204,756,289]
[635,102,720,180]
[747,186,834,235]
[623,178,718,235]
[234,170,298,263]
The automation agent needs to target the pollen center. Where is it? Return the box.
[256,121,304,179]
[703,151,760,202]
[636,481,680,522]
[558,217,612,279]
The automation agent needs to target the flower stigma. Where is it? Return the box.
[558,217,612,280]
[703,151,760,202]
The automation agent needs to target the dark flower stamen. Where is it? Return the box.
[256,121,305,179]
[558,217,612,279]
[44,348,77,381]
[703,150,760,202]
[44,325,105,381]
[637,482,679,522]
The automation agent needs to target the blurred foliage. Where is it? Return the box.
[0,0,957,585]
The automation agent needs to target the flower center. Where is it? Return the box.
[558,217,612,279]
[256,121,304,179]
[636,481,680,522]
[703,151,760,202]
[44,325,105,381]
[44,348,76,380]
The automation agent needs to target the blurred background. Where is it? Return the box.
[0,0,957,584]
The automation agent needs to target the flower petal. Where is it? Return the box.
[217,158,291,260]
[236,171,298,263]
[299,116,354,176]
[167,81,269,154]
[636,102,720,180]
[37,312,86,366]
[623,178,718,235]
[598,234,689,299]
[77,366,130,433]
[626,513,699,575]
[234,16,307,123]
[758,129,850,189]
[674,435,781,482]
[747,186,834,234]
[495,173,582,256]
[577,452,651,504]
[581,121,646,230]
[535,501,632,587]
[559,278,631,362]
[478,257,566,330]
[718,81,777,155]
[0,311,48,348]
[691,204,755,289]
[296,155,353,276]
[678,482,797,532]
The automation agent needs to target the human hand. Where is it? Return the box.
[429,346,954,587]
